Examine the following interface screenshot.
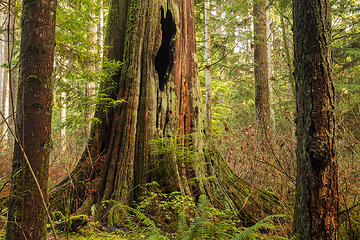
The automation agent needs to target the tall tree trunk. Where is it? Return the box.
[266,2,274,130]
[292,0,338,239]
[280,15,294,101]
[280,14,296,138]
[98,0,104,61]
[60,79,67,152]
[84,1,97,140]
[7,0,17,147]
[1,0,16,148]
[1,10,9,145]
[50,0,278,225]
[1,55,9,144]
[0,11,4,116]
[204,0,212,133]
[6,0,57,239]
[253,0,270,133]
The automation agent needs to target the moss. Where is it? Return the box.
[54,214,89,232]
[52,211,65,221]
[51,224,128,239]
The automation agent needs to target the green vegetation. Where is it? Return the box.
[51,188,289,239]
[0,0,359,239]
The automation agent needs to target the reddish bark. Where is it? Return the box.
[6,0,57,239]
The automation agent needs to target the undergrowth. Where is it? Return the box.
[80,183,291,240]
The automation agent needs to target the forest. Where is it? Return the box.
[0,0,359,239]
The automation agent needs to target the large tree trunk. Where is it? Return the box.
[6,0,57,239]
[50,0,278,225]
[292,0,338,239]
[253,0,271,133]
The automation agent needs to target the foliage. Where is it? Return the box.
[87,189,288,240]
[149,134,198,164]
[52,0,114,148]
[0,0,359,238]
[94,196,167,239]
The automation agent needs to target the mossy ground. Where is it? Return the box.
[48,223,129,240]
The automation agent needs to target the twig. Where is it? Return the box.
[0,181,9,194]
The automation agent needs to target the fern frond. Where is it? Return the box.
[102,200,162,236]
[231,214,285,240]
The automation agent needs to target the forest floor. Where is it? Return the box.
[0,134,293,240]
[2,126,360,239]
[48,227,128,240]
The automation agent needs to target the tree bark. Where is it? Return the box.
[253,0,270,134]
[292,0,338,239]
[6,0,17,147]
[50,0,278,225]
[60,79,67,152]
[280,13,295,103]
[98,0,104,61]
[1,7,10,145]
[204,0,212,133]
[1,51,9,144]
[6,0,57,239]
[266,2,274,130]
[84,0,97,140]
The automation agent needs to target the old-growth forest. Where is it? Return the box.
[0,0,359,239]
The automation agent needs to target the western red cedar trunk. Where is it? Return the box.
[253,0,271,133]
[50,0,278,225]
[292,0,338,239]
[6,0,57,239]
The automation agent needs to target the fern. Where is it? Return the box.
[101,194,288,240]
[230,214,285,240]
[185,195,211,239]
[179,195,234,240]
[102,199,164,237]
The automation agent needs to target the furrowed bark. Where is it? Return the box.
[6,0,57,239]
[50,0,279,225]
[292,0,338,238]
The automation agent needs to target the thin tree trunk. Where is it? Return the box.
[204,0,212,133]
[50,0,278,225]
[84,2,97,140]
[280,15,296,138]
[280,15,294,101]
[7,0,17,147]
[6,0,57,239]
[0,12,4,140]
[60,79,67,152]
[266,2,274,130]
[292,0,338,238]
[98,0,104,61]
[1,11,9,145]
[253,0,270,134]
[1,60,9,144]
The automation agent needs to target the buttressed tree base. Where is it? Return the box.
[50,0,278,225]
